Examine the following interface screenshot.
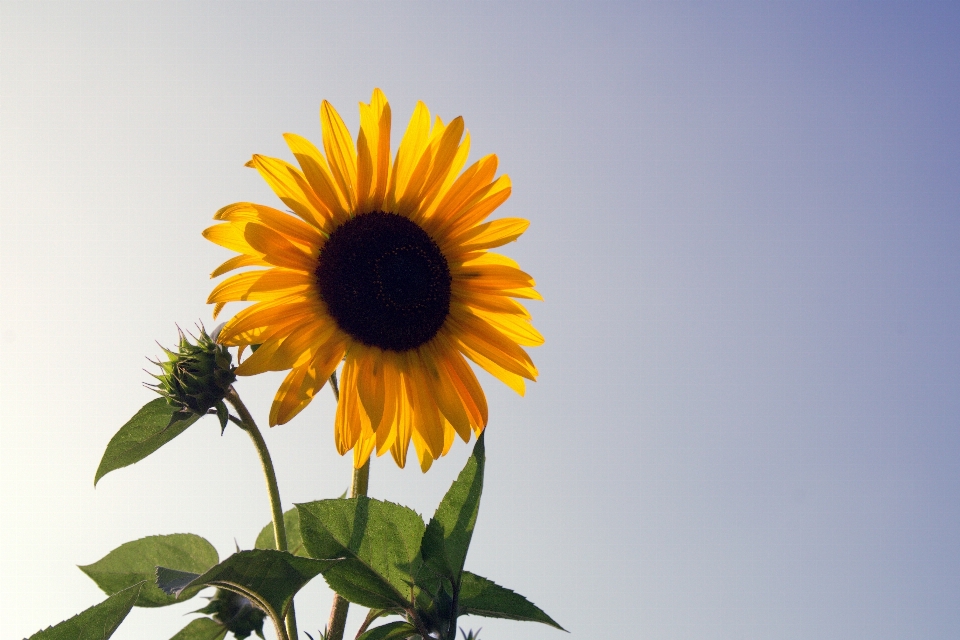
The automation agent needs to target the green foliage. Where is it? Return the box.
[25,582,143,640]
[297,436,563,639]
[457,572,564,630]
[79,534,218,607]
[297,497,425,610]
[168,618,228,640]
[420,434,485,584]
[254,508,307,557]
[94,398,201,485]
[158,550,338,639]
[355,621,418,640]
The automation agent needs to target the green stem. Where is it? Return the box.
[325,370,371,640]
[225,387,299,640]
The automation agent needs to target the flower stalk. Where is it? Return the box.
[225,386,298,640]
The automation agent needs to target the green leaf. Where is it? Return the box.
[25,582,143,640]
[297,498,425,609]
[356,620,418,640]
[254,508,307,557]
[420,434,485,584]
[94,398,202,485]
[79,534,218,607]
[159,550,338,637]
[168,618,227,640]
[457,572,564,631]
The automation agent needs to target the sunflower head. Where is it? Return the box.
[204,89,542,471]
[149,325,236,420]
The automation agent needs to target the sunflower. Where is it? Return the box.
[203,89,541,471]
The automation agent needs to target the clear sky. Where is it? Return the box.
[2,2,960,639]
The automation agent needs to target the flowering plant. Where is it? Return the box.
[26,92,561,640]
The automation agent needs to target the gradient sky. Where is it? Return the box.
[2,2,960,639]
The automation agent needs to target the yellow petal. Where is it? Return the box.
[357,89,392,213]
[411,428,436,473]
[396,116,447,217]
[355,346,386,433]
[408,355,445,459]
[250,154,333,231]
[211,254,269,278]
[422,131,471,221]
[413,116,465,218]
[271,337,345,426]
[456,336,527,396]
[435,334,488,430]
[217,296,320,344]
[443,175,512,238]
[320,100,358,211]
[215,202,324,249]
[207,269,313,304]
[462,306,544,347]
[203,222,261,256]
[386,101,430,211]
[424,154,498,236]
[420,342,473,442]
[369,353,398,455]
[335,356,362,454]
[389,357,416,468]
[448,311,538,380]
[444,217,529,255]
[283,133,350,225]
[452,290,532,318]
[243,223,317,272]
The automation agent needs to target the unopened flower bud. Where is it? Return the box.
[195,588,266,639]
[148,325,236,428]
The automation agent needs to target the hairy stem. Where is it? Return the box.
[225,387,299,640]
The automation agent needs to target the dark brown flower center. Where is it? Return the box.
[316,211,451,351]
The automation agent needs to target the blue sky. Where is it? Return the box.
[2,2,959,638]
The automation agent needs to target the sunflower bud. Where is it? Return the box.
[195,588,266,639]
[148,325,236,429]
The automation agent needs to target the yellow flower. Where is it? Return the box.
[203,89,541,471]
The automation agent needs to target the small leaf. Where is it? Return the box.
[215,401,229,434]
[457,572,564,631]
[168,618,227,640]
[254,508,307,557]
[25,582,143,640]
[420,434,485,584]
[160,550,338,638]
[356,620,418,640]
[297,498,425,609]
[80,534,218,607]
[94,398,201,485]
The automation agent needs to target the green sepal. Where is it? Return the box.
[168,618,228,640]
[94,398,201,485]
[79,533,218,607]
[420,434,485,585]
[356,621,418,640]
[158,550,338,639]
[457,572,565,631]
[297,498,425,609]
[214,401,229,434]
[254,508,307,557]
[25,581,143,640]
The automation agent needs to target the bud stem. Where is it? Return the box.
[225,386,298,640]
